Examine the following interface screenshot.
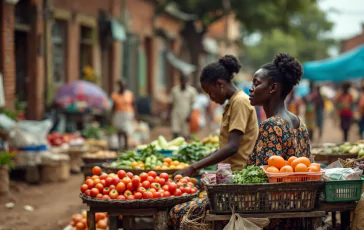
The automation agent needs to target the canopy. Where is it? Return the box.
[303,45,364,82]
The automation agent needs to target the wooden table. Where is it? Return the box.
[86,206,169,230]
[206,211,326,230]
[318,202,358,230]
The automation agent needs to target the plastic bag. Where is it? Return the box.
[0,114,16,131]
[351,193,364,230]
[323,168,363,181]
[17,119,53,140]
[223,214,269,230]
[8,128,40,148]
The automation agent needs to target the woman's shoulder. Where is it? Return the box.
[260,117,285,128]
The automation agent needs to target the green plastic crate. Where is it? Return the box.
[324,180,363,202]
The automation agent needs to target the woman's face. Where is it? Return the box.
[201,80,226,105]
[249,69,276,106]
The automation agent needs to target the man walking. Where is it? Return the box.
[170,73,197,139]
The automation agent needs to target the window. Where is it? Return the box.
[80,26,94,79]
[52,20,67,84]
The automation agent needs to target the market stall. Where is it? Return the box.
[311,142,364,165]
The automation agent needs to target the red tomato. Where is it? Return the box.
[173,189,182,196]
[85,179,95,189]
[162,185,169,191]
[80,184,88,193]
[116,195,125,200]
[176,182,184,187]
[122,177,131,185]
[139,172,148,181]
[117,170,126,179]
[183,177,191,182]
[116,182,126,193]
[191,188,197,194]
[126,172,134,179]
[95,213,106,222]
[174,175,183,181]
[148,171,157,178]
[92,175,99,180]
[163,191,171,197]
[158,178,166,186]
[158,189,165,193]
[142,181,150,189]
[103,187,111,195]
[187,182,195,188]
[134,192,143,199]
[76,222,85,230]
[95,183,104,192]
[92,166,102,175]
[168,183,177,193]
[109,185,116,190]
[126,195,135,200]
[102,195,110,200]
[179,179,188,184]
[127,182,135,191]
[105,178,113,187]
[86,176,91,180]
[100,173,108,180]
[90,188,99,197]
[160,173,169,181]
[143,191,153,199]
[96,193,103,199]
[97,220,107,229]
[137,187,147,193]
[72,214,83,223]
[184,187,192,194]
[93,178,101,185]
[153,192,162,198]
[112,177,120,186]
[100,180,106,186]
[132,176,141,187]
[149,188,156,194]
[124,190,132,197]
[147,176,155,184]
[109,189,119,199]
[151,183,161,190]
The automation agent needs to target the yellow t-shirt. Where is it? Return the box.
[220,90,259,172]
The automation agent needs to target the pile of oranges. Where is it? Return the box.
[266,156,321,173]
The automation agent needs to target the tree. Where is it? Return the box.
[243,4,336,72]
[153,0,317,85]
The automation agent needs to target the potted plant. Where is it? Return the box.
[0,151,15,195]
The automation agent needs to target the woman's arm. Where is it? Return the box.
[174,130,242,176]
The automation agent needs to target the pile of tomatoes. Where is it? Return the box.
[69,211,108,230]
[80,166,198,200]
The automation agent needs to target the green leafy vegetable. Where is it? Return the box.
[173,141,209,163]
[233,166,268,184]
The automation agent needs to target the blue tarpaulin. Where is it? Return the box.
[303,45,364,82]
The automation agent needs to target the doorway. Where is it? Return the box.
[14,31,28,110]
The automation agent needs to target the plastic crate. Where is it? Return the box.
[261,166,323,183]
[324,180,363,202]
[206,181,324,214]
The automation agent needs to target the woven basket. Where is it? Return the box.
[102,163,179,175]
[80,192,198,209]
[206,181,324,214]
[82,157,117,164]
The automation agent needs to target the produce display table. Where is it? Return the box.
[318,202,358,230]
[86,206,168,230]
[312,153,357,165]
[206,211,326,230]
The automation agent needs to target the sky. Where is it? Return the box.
[318,0,364,40]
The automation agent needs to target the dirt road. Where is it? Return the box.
[0,118,361,230]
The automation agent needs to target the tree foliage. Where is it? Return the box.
[243,4,337,72]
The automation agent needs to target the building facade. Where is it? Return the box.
[341,24,364,53]
[0,0,240,120]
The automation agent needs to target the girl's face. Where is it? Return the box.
[201,80,227,105]
[249,69,278,106]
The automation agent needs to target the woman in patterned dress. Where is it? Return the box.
[247,53,311,229]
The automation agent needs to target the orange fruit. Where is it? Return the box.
[287,156,297,166]
[268,156,286,169]
[308,165,320,172]
[280,165,294,173]
[295,163,308,172]
[266,166,280,173]
[164,158,172,164]
[298,157,311,167]
[309,163,321,170]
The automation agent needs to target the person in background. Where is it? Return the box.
[111,79,137,151]
[190,87,211,134]
[314,85,325,140]
[357,81,364,139]
[335,82,354,142]
[303,82,323,141]
[170,73,197,139]
[247,53,310,229]
[169,55,259,228]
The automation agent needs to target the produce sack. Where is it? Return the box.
[223,214,269,230]
[0,114,16,131]
[351,193,364,230]
[17,119,53,142]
